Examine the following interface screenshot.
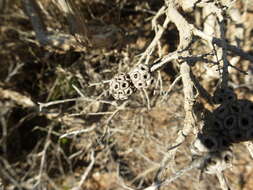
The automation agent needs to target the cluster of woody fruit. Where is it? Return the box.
[191,87,253,174]
[109,64,154,100]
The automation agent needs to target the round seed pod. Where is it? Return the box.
[229,101,243,114]
[109,73,135,100]
[137,64,150,73]
[213,87,237,104]
[213,105,230,120]
[238,114,252,130]
[129,64,154,89]
[212,117,224,130]
[223,115,237,130]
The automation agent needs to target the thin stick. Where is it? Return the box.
[216,8,229,88]
[143,89,151,110]
[105,101,129,125]
[193,28,253,62]
[38,96,117,111]
[244,141,253,159]
[38,126,52,188]
[164,75,182,96]
[72,84,85,97]
[88,80,111,87]
[150,51,178,72]
[60,125,96,139]
[154,1,197,182]
[216,172,230,190]
[76,150,95,190]
[38,98,80,111]
[5,62,24,83]
[144,157,204,190]
[137,6,169,65]
[86,112,115,115]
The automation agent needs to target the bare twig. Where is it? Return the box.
[5,62,24,83]
[143,89,151,110]
[144,156,204,190]
[38,96,116,112]
[159,75,182,102]
[138,6,170,65]
[105,101,129,125]
[152,7,253,70]
[244,141,253,159]
[193,28,253,62]
[72,84,85,97]
[191,72,213,104]
[154,0,197,183]
[215,6,229,88]
[88,80,111,87]
[216,172,230,190]
[60,125,96,139]
[150,51,179,72]
[35,125,53,189]
[74,150,95,190]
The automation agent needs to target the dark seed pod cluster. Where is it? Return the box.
[213,99,253,142]
[109,73,135,100]
[192,99,253,174]
[193,100,253,153]
[129,64,154,89]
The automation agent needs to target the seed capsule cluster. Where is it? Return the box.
[192,100,253,154]
[213,100,253,142]
[192,99,253,174]
[109,64,154,100]
[109,73,135,100]
[129,64,154,89]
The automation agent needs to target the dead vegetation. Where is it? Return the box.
[1,0,253,190]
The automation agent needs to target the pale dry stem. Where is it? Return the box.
[38,96,116,112]
[153,1,197,183]
[138,6,170,65]
[36,126,53,189]
[60,125,96,139]
[193,28,253,62]
[73,150,95,190]
[244,141,253,159]
[144,156,205,190]
[216,172,230,190]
